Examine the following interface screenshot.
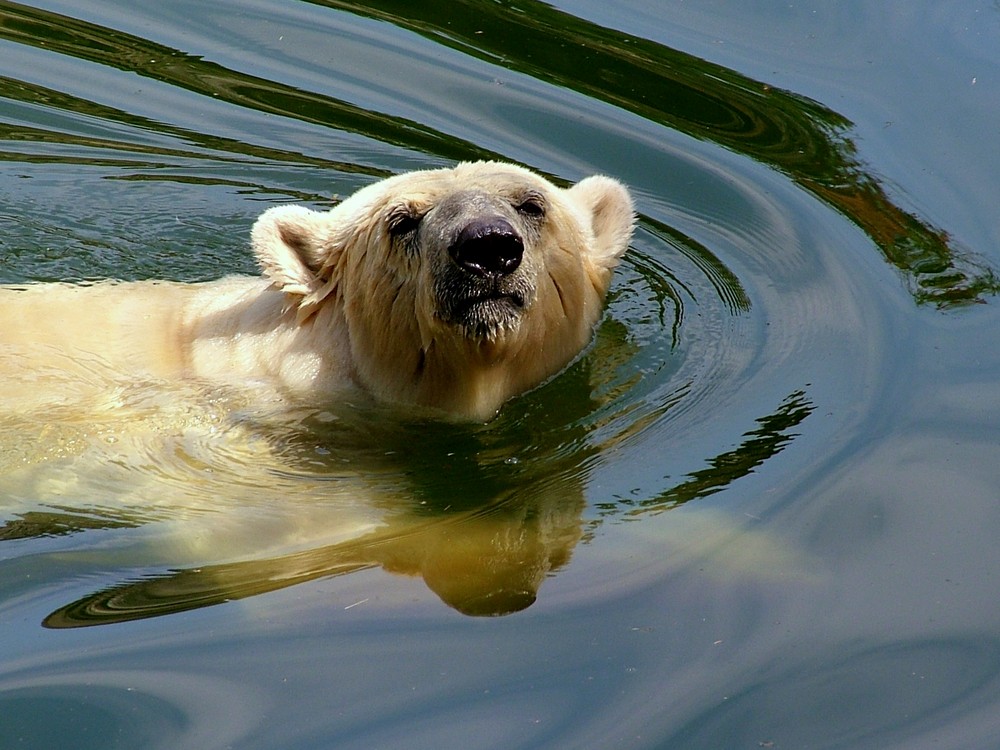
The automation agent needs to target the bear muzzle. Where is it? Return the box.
[448,217,524,279]
[433,211,537,339]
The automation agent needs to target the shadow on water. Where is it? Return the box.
[1,0,995,305]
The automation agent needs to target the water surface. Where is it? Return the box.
[2,1,1000,748]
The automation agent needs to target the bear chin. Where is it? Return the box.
[456,294,525,339]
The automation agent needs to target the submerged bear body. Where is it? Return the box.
[0,161,634,421]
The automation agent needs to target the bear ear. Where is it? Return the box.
[251,205,334,295]
[252,204,342,322]
[567,175,635,270]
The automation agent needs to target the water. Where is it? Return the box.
[2,1,1000,748]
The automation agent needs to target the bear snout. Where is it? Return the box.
[448,218,524,278]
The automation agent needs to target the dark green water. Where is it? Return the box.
[2,1,999,748]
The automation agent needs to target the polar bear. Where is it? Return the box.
[0,161,633,421]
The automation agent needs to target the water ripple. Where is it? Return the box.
[0,668,264,750]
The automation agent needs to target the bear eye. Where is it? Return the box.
[515,195,546,219]
[387,209,422,237]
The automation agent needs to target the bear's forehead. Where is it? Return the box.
[385,163,551,203]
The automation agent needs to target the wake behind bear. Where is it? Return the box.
[0,162,634,422]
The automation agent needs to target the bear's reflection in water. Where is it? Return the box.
[43,488,584,626]
[0,358,601,627]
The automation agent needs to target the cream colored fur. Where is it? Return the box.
[0,161,633,421]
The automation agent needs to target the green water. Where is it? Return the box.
[2,1,999,748]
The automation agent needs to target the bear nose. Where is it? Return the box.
[449,218,524,278]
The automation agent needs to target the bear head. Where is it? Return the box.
[251,161,634,421]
